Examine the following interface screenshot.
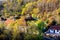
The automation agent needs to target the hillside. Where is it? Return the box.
[0,0,60,40]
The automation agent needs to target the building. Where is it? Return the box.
[44,25,60,40]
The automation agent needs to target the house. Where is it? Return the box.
[43,25,60,40]
[45,25,60,34]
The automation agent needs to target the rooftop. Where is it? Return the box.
[50,25,60,30]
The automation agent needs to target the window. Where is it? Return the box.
[49,29,54,33]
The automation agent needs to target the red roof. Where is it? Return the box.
[50,25,60,30]
[5,19,14,25]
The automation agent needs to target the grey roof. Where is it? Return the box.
[0,1,3,5]
[0,0,7,5]
[0,0,7,1]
